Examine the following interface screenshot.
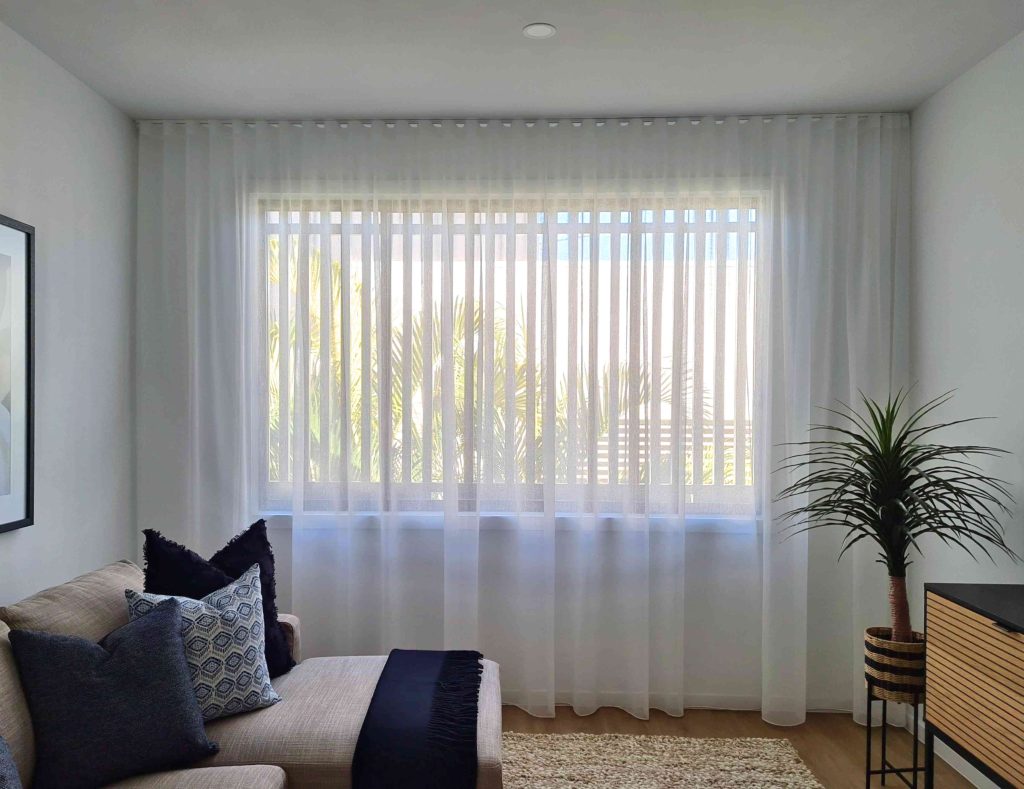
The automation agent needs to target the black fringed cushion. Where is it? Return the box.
[142,520,295,677]
[9,599,218,789]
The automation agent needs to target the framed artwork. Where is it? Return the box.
[0,214,33,534]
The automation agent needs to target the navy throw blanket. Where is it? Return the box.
[352,649,483,789]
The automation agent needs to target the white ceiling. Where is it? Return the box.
[1,0,1022,119]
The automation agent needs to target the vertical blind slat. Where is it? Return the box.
[422,213,434,486]
[566,205,579,486]
[295,209,311,489]
[713,211,728,487]
[482,207,496,486]
[735,208,751,486]
[691,207,707,488]
[337,206,352,500]
[627,200,643,499]
[318,207,332,485]
[541,204,558,513]
[277,202,291,484]
[650,210,665,485]
[401,207,414,484]
[587,205,600,496]
[670,219,687,506]
[440,201,458,510]
[376,208,393,496]
[503,210,516,487]
[607,211,622,487]
[525,209,538,485]
[360,207,373,482]
[463,210,476,489]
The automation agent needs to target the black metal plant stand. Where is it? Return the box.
[866,678,926,788]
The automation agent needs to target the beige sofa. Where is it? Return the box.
[0,561,503,788]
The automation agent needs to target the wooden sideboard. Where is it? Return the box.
[925,583,1024,788]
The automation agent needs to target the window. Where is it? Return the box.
[259,196,756,517]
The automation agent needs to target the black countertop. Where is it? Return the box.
[926,583,1024,634]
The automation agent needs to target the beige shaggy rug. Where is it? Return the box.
[502,733,823,788]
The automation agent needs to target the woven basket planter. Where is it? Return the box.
[864,627,926,704]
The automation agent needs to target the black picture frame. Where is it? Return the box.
[0,213,33,535]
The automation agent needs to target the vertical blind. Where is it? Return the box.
[261,196,756,517]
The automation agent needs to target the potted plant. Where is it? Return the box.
[776,390,1015,703]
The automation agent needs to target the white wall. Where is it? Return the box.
[910,29,1024,786]
[0,20,136,603]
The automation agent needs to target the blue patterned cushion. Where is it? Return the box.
[126,564,281,721]
[0,735,21,789]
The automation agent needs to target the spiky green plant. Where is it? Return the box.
[776,391,1015,642]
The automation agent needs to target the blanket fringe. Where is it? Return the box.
[426,650,484,751]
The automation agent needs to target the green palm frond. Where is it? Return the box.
[775,390,1016,576]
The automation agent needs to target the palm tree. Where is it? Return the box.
[776,391,1015,642]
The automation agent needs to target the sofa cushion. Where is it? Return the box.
[9,599,218,789]
[143,522,294,678]
[105,765,286,789]
[203,655,502,789]
[0,623,32,788]
[0,560,143,641]
[127,565,281,721]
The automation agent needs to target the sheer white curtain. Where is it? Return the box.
[136,115,909,723]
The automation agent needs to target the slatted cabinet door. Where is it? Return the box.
[926,591,1024,784]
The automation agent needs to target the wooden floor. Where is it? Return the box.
[502,706,972,788]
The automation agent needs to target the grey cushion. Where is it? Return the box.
[203,655,503,789]
[9,599,218,789]
[0,735,21,789]
[127,564,281,721]
[105,765,287,789]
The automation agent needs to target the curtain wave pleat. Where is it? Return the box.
[136,116,910,722]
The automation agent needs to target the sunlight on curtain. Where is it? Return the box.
[136,116,910,722]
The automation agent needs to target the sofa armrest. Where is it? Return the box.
[278,613,301,664]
